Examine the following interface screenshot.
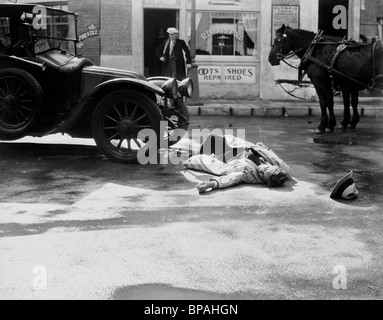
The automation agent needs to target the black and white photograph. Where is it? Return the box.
[0,0,382,307]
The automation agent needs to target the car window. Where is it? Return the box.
[33,9,77,55]
[1,8,77,57]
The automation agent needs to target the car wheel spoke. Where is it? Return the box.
[19,90,30,98]
[133,138,142,148]
[0,85,6,96]
[113,105,123,120]
[131,105,139,119]
[128,139,133,151]
[17,109,28,122]
[135,114,148,123]
[9,78,15,93]
[108,132,119,142]
[117,139,124,150]
[4,80,10,94]
[14,83,23,96]
[106,115,119,124]
[20,105,32,112]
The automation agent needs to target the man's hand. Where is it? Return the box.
[160,57,166,62]
[197,181,218,193]
[186,64,192,69]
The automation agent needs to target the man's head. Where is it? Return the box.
[267,171,288,188]
[258,164,288,188]
[167,27,179,41]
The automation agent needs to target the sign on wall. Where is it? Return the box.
[198,66,222,83]
[78,24,99,42]
[272,5,300,42]
[224,66,256,83]
[198,66,257,84]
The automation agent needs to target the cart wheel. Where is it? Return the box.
[92,90,163,163]
[0,68,43,140]
[165,97,190,147]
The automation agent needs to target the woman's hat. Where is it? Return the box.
[167,27,179,35]
[330,171,359,200]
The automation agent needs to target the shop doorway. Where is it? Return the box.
[144,9,178,77]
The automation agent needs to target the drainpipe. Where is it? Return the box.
[187,0,203,106]
[377,17,383,40]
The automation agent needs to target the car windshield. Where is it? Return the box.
[0,6,77,56]
[32,8,77,55]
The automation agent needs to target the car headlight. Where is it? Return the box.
[179,78,194,98]
[162,79,178,100]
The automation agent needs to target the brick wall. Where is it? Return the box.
[100,0,132,56]
[69,0,101,65]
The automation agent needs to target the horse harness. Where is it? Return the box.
[299,31,383,91]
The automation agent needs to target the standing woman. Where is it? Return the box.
[157,27,192,81]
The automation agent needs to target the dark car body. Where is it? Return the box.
[0,4,192,163]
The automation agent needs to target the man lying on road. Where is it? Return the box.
[183,137,291,194]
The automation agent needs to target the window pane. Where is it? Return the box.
[360,0,383,43]
[195,11,258,57]
[0,18,11,51]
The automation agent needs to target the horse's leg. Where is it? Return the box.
[326,87,336,132]
[349,90,360,129]
[312,79,332,134]
[313,80,334,134]
[339,89,351,130]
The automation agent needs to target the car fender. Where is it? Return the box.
[147,76,175,88]
[0,55,46,73]
[82,77,164,100]
[48,78,164,135]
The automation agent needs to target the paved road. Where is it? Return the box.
[0,116,382,300]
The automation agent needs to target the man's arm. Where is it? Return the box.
[181,40,192,65]
[197,172,244,193]
[156,39,168,61]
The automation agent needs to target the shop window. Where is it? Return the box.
[360,0,383,43]
[194,11,259,57]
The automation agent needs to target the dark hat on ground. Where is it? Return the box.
[330,171,359,200]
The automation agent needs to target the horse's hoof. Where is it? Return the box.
[348,124,357,130]
[325,128,334,133]
[314,128,324,134]
[337,124,347,131]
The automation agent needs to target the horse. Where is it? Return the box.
[269,25,383,134]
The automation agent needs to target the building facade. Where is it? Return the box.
[14,0,383,99]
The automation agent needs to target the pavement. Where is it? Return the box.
[188,96,383,118]
[1,116,383,300]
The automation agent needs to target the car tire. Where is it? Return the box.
[165,97,190,147]
[0,68,43,140]
[92,90,163,163]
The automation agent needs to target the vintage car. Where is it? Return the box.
[0,4,193,163]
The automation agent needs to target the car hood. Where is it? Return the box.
[82,65,147,81]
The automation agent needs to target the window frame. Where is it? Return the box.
[188,4,260,59]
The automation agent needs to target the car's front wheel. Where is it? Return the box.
[92,90,163,163]
[0,68,43,140]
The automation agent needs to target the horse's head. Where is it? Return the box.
[269,25,293,66]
